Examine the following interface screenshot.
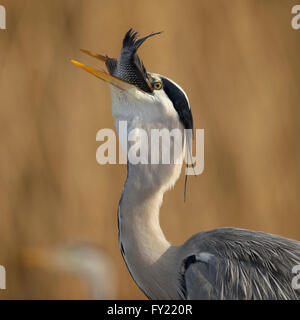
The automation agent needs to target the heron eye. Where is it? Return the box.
[153,81,162,90]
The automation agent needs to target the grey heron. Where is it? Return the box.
[71,29,300,299]
[22,242,116,299]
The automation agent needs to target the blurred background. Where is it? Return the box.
[0,0,300,299]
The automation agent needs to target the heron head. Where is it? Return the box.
[71,29,193,131]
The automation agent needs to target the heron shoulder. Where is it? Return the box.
[178,227,300,299]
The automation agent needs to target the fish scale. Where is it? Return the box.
[112,29,161,93]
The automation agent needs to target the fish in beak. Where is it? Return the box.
[71,28,161,93]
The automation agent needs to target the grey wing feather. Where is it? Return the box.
[180,228,300,300]
[184,255,218,299]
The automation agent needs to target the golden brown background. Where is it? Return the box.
[0,0,300,299]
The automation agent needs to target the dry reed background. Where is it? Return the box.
[0,0,300,299]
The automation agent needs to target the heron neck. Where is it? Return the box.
[115,113,185,297]
[118,161,184,298]
[118,164,171,262]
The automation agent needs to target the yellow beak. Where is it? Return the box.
[71,49,135,91]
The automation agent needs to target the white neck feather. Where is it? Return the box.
[117,117,184,299]
[110,84,186,298]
